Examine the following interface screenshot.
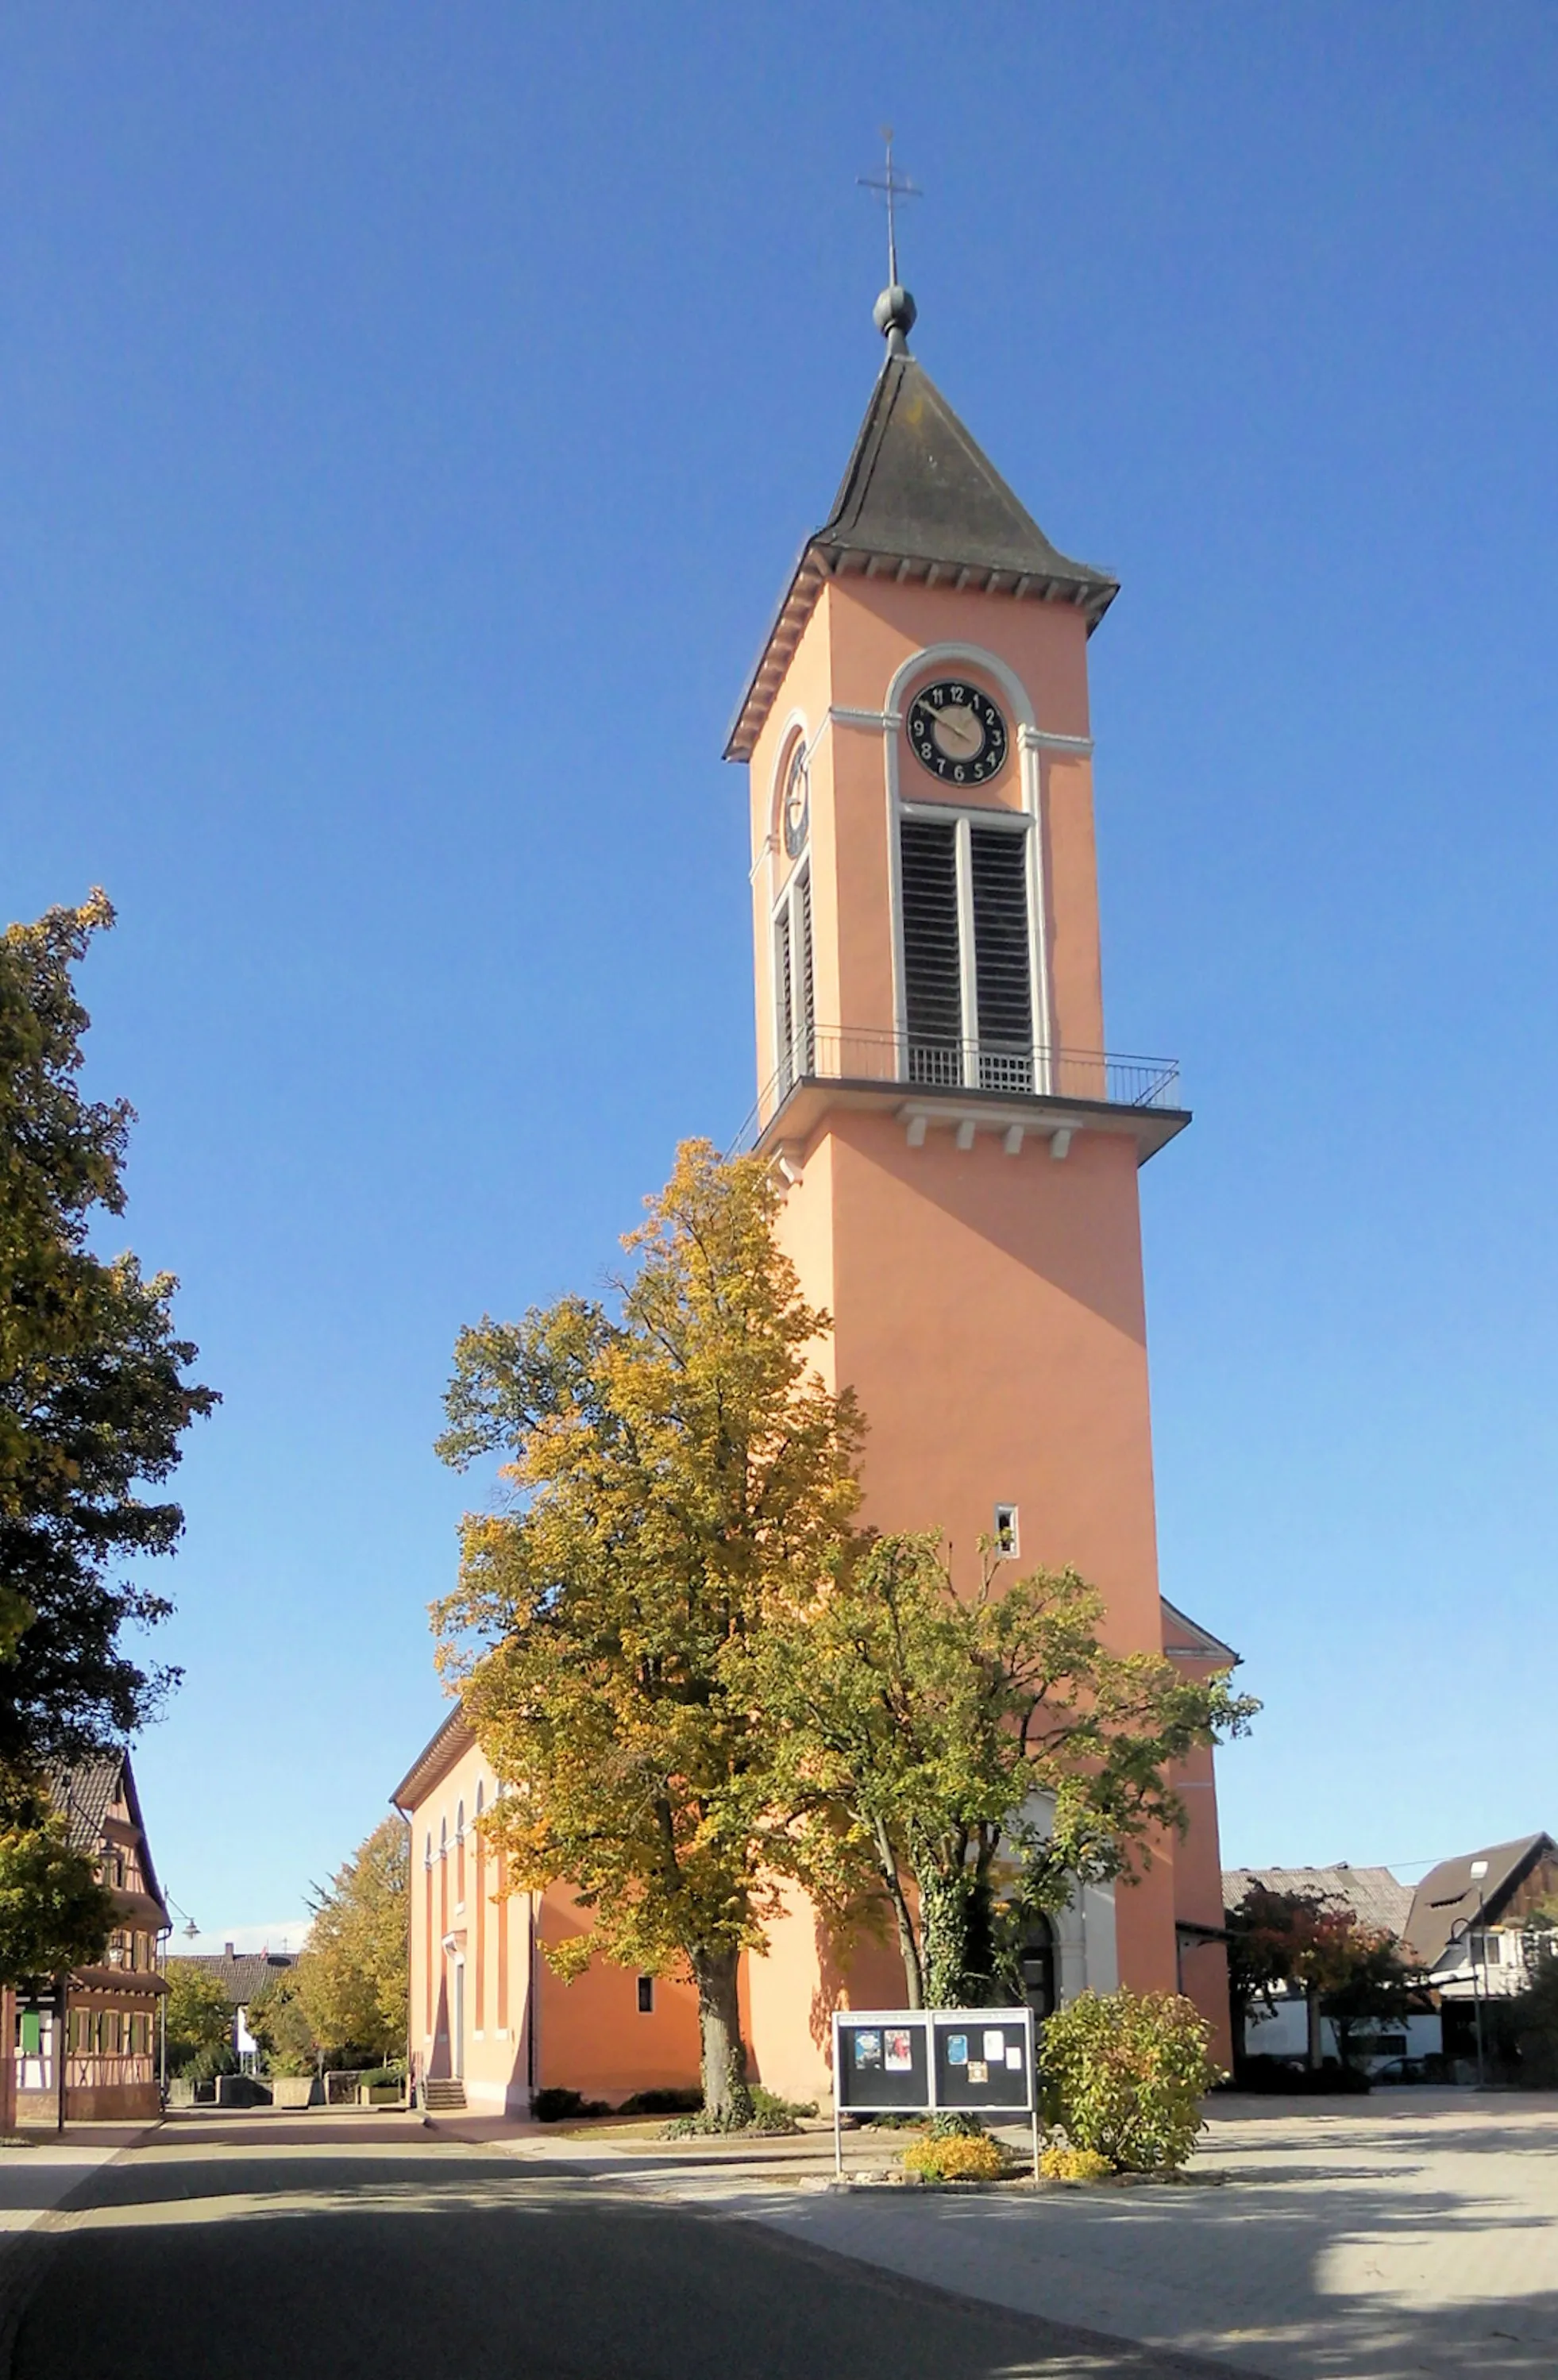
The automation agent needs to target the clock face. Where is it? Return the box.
[782,743,810,858]
[906,681,1009,785]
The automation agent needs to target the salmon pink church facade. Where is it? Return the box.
[395,278,1239,2115]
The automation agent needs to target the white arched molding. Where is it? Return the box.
[765,712,815,1109]
[1005,1792,1120,2007]
[879,642,1052,1085]
[754,708,812,894]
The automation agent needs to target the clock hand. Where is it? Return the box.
[936,707,983,754]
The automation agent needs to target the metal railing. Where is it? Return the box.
[732,1026,1182,1152]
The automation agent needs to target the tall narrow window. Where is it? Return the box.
[900,816,1033,1090]
[773,866,815,1096]
[970,827,1033,1092]
[900,820,962,1083]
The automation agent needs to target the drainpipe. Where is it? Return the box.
[1,1986,14,2136]
[55,1977,67,2133]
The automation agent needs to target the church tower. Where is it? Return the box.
[725,276,1235,2087]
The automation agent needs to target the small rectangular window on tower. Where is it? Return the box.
[636,1974,654,2015]
[993,1503,1020,1559]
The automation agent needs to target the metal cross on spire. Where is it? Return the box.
[858,125,923,291]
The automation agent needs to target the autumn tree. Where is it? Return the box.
[434,1141,862,2123]
[0,892,217,1795]
[1225,1883,1421,2070]
[293,1818,409,2062]
[245,1969,320,2077]
[162,1958,236,2077]
[758,1534,1259,2009]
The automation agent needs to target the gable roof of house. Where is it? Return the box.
[724,350,1118,762]
[390,1707,475,1815]
[1223,1864,1414,1942]
[1160,1598,1239,1665]
[181,1950,298,2008]
[50,1749,168,1925]
[1402,1835,1556,1971]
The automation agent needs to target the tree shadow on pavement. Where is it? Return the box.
[10,2145,1241,2380]
[750,2164,1558,2380]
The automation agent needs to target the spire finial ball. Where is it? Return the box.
[873,282,917,356]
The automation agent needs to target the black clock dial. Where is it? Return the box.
[782,745,809,858]
[906,681,1009,785]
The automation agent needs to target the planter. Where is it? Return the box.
[269,2076,318,2110]
[363,2085,403,2107]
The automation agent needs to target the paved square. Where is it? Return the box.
[517,2089,1558,2378]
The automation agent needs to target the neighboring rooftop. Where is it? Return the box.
[181,1950,298,2008]
[1223,1864,1414,1942]
[1403,1835,1557,1972]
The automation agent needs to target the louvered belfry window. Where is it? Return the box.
[774,866,815,1095]
[970,826,1034,1092]
[900,820,962,1084]
[900,815,1034,1091]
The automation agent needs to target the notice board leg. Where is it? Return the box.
[1031,2104,1040,2184]
[834,2098,843,2178]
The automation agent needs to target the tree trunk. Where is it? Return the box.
[690,1946,751,2126]
[873,1823,923,2008]
[920,1868,978,2009]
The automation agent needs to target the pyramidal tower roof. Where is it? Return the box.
[725,315,1118,761]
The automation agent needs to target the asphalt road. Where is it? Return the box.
[10,2115,1232,2380]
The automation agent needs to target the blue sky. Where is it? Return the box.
[3,3,1554,1936]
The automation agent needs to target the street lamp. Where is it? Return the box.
[1469,1859,1489,2089]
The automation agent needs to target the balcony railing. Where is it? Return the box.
[731,1026,1182,1153]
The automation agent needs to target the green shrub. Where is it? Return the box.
[658,2082,815,2139]
[1039,2143,1113,2181]
[903,2131,1007,2182]
[617,2087,703,2116]
[532,2086,610,2123]
[1039,1988,1218,2172]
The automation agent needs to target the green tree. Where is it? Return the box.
[0,892,217,1792]
[434,1141,863,2123]
[245,1969,320,2077]
[758,1533,1258,2008]
[0,1812,114,1986]
[162,1958,235,2077]
[294,1819,409,2062]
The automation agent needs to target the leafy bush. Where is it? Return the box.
[1039,1988,1218,2172]
[617,2087,703,2116]
[903,2131,1007,2182]
[750,2086,816,2123]
[1039,2144,1113,2181]
[532,2086,609,2123]
[661,2089,803,2139]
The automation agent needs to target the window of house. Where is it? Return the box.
[773,866,815,1095]
[993,1504,1020,1559]
[636,1976,654,2015]
[900,813,1034,1091]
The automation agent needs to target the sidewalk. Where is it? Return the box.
[0,2123,157,2351]
[432,2089,1558,2379]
